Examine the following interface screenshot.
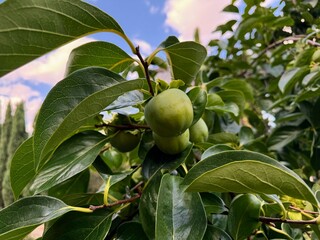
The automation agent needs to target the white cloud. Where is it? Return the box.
[164,0,236,44]
[1,37,97,86]
[133,39,153,56]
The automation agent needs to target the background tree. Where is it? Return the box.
[0,102,11,209]
[2,102,28,207]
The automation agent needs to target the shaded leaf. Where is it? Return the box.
[267,126,302,151]
[201,193,228,214]
[139,173,162,239]
[33,67,148,170]
[156,174,207,240]
[227,194,261,240]
[203,225,232,240]
[43,209,113,240]
[187,87,208,125]
[278,67,309,94]
[116,221,148,240]
[10,137,35,199]
[66,41,134,75]
[0,196,72,240]
[142,144,193,179]
[183,150,318,206]
[0,0,129,77]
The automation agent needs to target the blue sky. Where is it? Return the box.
[0,0,243,132]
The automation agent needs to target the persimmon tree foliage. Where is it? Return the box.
[1,0,320,239]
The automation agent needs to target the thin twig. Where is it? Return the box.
[95,123,150,130]
[135,46,154,96]
[89,194,141,211]
[289,205,319,215]
[259,216,318,225]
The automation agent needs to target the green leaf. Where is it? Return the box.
[227,194,261,240]
[33,67,148,170]
[203,225,232,240]
[153,37,207,84]
[267,126,302,151]
[278,67,309,94]
[183,150,318,206]
[43,209,113,240]
[31,131,109,194]
[139,173,162,239]
[142,144,193,179]
[155,174,207,240]
[48,170,90,199]
[239,126,254,146]
[61,193,103,207]
[10,137,35,200]
[187,87,207,125]
[221,79,254,102]
[116,222,148,240]
[201,193,228,214]
[223,4,239,13]
[66,41,135,75]
[217,90,246,113]
[0,0,133,77]
[202,144,234,159]
[207,132,239,145]
[0,196,72,240]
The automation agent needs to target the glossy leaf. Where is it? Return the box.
[203,225,232,240]
[155,174,207,240]
[48,170,90,199]
[66,41,135,75]
[154,38,207,84]
[116,222,148,240]
[139,173,162,239]
[0,0,131,77]
[33,67,148,170]
[10,137,35,199]
[31,131,108,194]
[142,144,193,179]
[187,87,208,125]
[183,150,318,206]
[43,209,113,240]
[202,144,234,160]
[227,194,261,240]
[0,196,72,240]
[278,67,309,94]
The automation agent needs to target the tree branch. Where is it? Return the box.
[135,46,154,96]
[89,194,141,211]
[259,216,318,225]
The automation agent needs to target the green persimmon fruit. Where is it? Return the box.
[153,129,190,155]
[189,118,209,143]
[144,88,193,137]
[110,130,141,152]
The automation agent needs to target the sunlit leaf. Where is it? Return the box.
[183,150,318,206]
[0,0,132,77]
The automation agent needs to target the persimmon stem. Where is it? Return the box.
[259,216,318,225]
[95,123,150,129]
[89,194,141,211]
[135,46,154,96]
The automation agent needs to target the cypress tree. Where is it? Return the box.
[0,102,12,208]
[2,102,28,207]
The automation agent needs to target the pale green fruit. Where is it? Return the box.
[189,118,209,143]
[153,129,190,155]
[110,130,141,152]
[144,89,193,137]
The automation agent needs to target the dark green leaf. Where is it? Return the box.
[31,131,109,194]
[223,4,239,13]
[156,174,207,240]
[66,41,135,75]
[139,173,162,239]
[239,126,254,146]
[48,169,90,199]
[217,90,246,113]
[202,144,234,159]
[142,144,193,179]
[33,67,148,170]
[43,209,113,240]
[61,193,103,207]
[203,225,232,240]
[221,79,254,102]
[187,87,208,125]
[0,0,130,77]
[207,132,239,145]
[0,196,72,240]
[116,222,148,240]
[10,137,35,199]
[267,126,302,151]
[201,193,228,214]
[227,194,261,240]
[183,150,318,206]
